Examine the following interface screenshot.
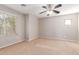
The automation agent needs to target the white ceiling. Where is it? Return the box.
[3,4,79,18]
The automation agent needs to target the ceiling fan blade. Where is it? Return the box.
[42,6,47,9]
[40,11,47,14]
[53,10,60,14]
[54,4,62,9]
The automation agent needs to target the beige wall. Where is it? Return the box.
[39,13,78,41]
[25,14,29,40]
[26,14,39,41]
[77,14,79,42]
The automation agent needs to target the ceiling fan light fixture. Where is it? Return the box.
[47,11,52,15]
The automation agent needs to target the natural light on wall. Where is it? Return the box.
[65,19,72,25]
[0,12,16,36]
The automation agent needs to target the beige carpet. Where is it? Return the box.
[0,39,79,55]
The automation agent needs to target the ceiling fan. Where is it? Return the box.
[40,4,62,16]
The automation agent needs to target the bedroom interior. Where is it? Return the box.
[0,4,79,54]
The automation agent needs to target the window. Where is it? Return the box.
[65,19,71,25]
[0,13,16,36]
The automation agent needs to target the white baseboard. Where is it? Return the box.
[39,36,76,42]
